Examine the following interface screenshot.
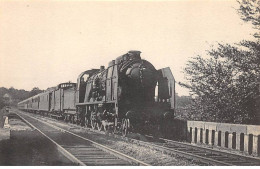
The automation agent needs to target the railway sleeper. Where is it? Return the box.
[81,159,131,165]
[82,158,123,162]
[169,147,189,150]
[205,154,226,157]
[213,157,232,161]
[71,152,108,155]
[186,151,207,154]
[74,156,117,159]
[65,148,102,151]
[64,148,100,151]
[228,161,251,164]
[73,153,113,156]
[62,146,95,148]
[84,162,130,166]
[231,162,259,166]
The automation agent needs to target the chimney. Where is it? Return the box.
[100,66,105,71]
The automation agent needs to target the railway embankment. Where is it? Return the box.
[0,108,74,165]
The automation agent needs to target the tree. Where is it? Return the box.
[29,87,43,97]
[237,0,260,37]
[0,87,38,109]
[180,0,260,124]
[181,41,259,124]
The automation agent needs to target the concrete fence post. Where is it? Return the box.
[221,131,226,148]
[244,134,249,153]
[187,127,191,143]
[215,131,219,146]
[191,128,195,143]
[197,128,201,144]
[236,133,241,151]
[252,135,259,156]
[228,133,233,149]
[203,129,207,144]
[208,130,212,145]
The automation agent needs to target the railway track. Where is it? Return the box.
[135,136,260,166]
[15,111,150,166]
[15,110,260,166]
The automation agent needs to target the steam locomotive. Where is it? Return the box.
[18,50,175,136]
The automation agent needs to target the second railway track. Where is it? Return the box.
[15,111,150,166]
[136,136,260,166]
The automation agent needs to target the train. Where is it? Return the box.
[18,50,175,136]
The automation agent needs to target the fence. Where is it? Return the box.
[187,121,260,156]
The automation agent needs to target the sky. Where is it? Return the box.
[0,0,255,96]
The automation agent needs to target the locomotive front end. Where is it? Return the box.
[118,51,158,110]
[125,59,157,89]
[117,51,175,136]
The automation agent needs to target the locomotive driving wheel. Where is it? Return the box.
[84,116,90,127]
[122,118,130,137]
[90,111,97,129]
[97,122,103,131]
[103,122,109,131]
[112,118,118,134]
[91,119,97,129]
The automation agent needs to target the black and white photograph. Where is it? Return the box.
[0,0,259,166]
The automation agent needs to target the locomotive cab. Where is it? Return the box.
[76,69,99,103]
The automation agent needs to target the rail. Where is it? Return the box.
[16,111,150,166]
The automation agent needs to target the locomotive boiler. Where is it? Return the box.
[76,50,175,136]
